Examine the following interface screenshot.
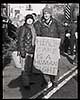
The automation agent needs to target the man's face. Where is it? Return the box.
[44,12,51,20]
[26,18,33,25]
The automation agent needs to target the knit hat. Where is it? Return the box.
[25,14,34,22]
[43,7,52,15]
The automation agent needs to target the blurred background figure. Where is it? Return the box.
[70,4,79,56]
[32,12,42,38]
[8,19,17,41]
[64,3,79,57]
[72,4,79,65]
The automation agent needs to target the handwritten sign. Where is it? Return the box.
[33,36,61,75]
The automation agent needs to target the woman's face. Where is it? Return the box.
[44,12,51,20]
[26,18,33,25]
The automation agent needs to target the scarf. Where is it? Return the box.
[28,24,36,46]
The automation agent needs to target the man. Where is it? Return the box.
[34,7,65,88]
[17,14,36,89]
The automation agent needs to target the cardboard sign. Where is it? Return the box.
[33,36,61,75]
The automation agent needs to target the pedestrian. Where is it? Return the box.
[17,14,36,89]
[67,4,78,56]
[70,4,79,64]
[34,6,65,88]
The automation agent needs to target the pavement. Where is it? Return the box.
[3,54,78,99]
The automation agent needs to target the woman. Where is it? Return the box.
[34,7,65,88]
[17,14,36,89]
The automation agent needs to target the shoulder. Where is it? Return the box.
[34,20,41,25]
[34,20,41,27]
[52,18,63,28]
[52,18,58,23]
[17,24,28,35]
[17,25,24,31]
[51,18,59,27]
[20,24,30,30]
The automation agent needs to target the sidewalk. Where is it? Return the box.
[3,55,77,99]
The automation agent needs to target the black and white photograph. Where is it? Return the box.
[2,3,79,99]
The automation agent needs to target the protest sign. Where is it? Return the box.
[33,36,61,75]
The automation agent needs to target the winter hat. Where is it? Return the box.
[43,7,52,15]
[25,14,34,22]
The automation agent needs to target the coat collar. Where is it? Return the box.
[41,18,53,27]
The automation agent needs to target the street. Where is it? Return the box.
[3,54,78,99]
[49,75,78,99]
[42,71,78,99]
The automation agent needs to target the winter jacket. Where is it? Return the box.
[34,18,65,48]
[16,24,36,58]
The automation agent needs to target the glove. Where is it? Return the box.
[75,32,78,39]
[66,33,70,37]
[64,23,68,26]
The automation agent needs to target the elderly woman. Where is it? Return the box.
[34,6,65,88]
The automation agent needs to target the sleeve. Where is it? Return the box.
[34,21,42,36]
[19,28,26,58]
[57,21,65,45]
[16,28,20,52]
[55,21,65,52]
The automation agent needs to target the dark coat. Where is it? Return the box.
[16,24,35,58]
[34,18,65,49]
